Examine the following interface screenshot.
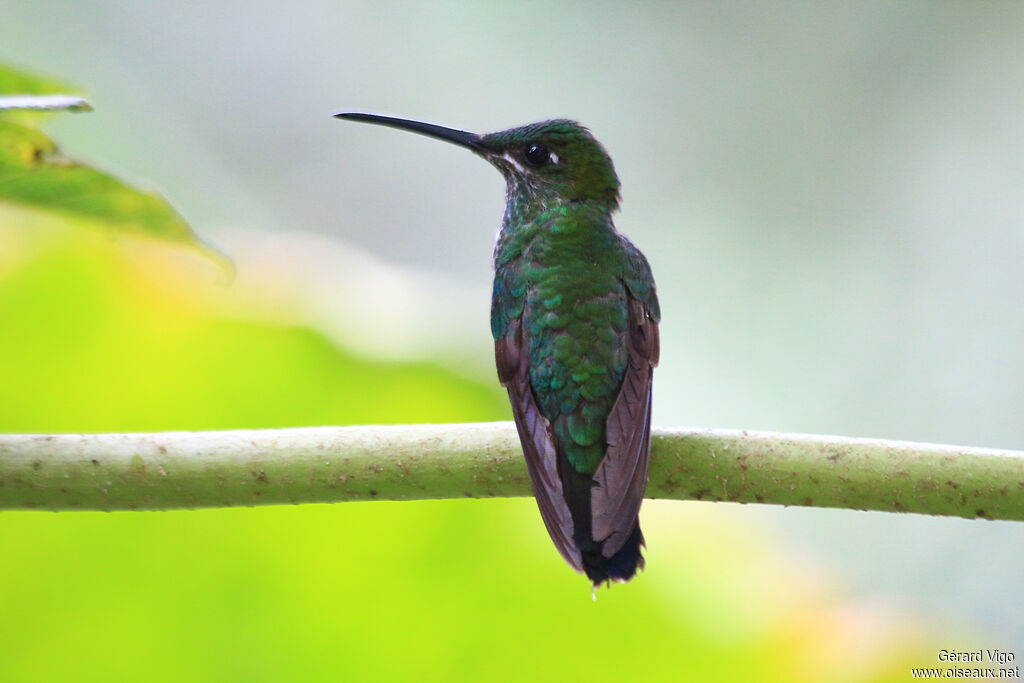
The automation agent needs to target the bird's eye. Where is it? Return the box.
[523,143,550,168]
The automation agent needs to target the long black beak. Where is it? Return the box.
[334,112,486,153]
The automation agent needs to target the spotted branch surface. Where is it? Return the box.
[0,423,1022,520]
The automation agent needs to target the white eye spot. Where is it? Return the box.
[549,152,559,165]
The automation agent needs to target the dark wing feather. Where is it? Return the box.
[496,318,583,572]
[591,296,660,558]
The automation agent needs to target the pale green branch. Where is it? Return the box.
[1,423,1022,520]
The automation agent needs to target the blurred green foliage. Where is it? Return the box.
[0,63,217,257]
[0,229,504,433]
[0,66,932,682]
[0,63,77,97]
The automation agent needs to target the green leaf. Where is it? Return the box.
[0,63,78,95]
[0,120,219,257]
[0,62,226,265]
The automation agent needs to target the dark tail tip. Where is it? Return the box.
[582,525,645,587]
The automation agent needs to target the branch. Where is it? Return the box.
[1,423,1022,520]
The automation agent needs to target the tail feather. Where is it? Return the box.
[582,523,645,586]
[555,436,645,587]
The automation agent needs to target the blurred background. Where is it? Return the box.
[2,1,1023,680]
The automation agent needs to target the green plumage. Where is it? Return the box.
[493,204,631,474]
[336,112,660,585]
[485,121,658,484]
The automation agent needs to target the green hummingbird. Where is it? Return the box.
[334,112,660,585]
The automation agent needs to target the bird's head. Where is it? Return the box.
[334,113,620,211]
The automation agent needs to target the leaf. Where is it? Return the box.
[0,63,78,95]
[0,62,227,266]
[0,120,223,261]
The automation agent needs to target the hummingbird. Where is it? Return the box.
[334,113,660,586]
